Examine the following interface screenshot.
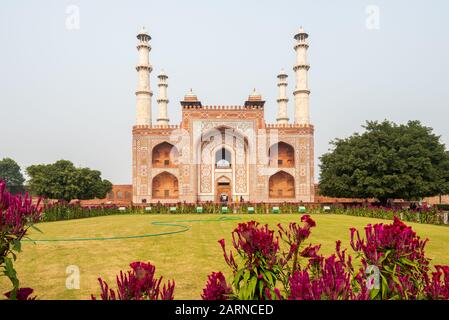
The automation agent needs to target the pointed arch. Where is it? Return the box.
[215,147,232,168]
[152,172,179,199]
[269,170,295,198]
[268,142,295,168]
[152,142,179,168]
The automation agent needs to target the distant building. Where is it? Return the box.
[80,185,133,206]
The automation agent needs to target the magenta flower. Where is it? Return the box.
[1,180,41,300]
[288,242,368,300]
[350,217,430,299]
[4,287,36,300]
[423,265,449,299]
[0,180,42,237]
[278,215,317,272]
[201,272,232,300]
[220,221,280,271]
[350,217,429,269]
[92,261,175,300]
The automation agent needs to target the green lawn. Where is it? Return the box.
[1,214,448,300]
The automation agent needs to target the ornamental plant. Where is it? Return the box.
[277,215,317,273]
[218,221,282,300]
[423,265,449,299]
[0,180,42,300]
[4,287,36,300]
[201,272,232,300]
[287,241,369,300]
[350,217,430,299]
[92,261,175,300]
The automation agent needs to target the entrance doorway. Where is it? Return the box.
[216,180,231,203]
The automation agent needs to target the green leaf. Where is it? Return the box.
[370,288,380,300]
[243,270,251,284]
[4,257,19,290]
[12,239,21,253]
[380,274,388,299]
[258,281,264,297]
[248,277,257,299]
[31,224,43,234]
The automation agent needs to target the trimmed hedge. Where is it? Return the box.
[40,202,449,228]
[327,206,448,226]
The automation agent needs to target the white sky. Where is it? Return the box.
[1,0,448,183]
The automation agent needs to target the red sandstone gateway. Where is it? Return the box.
[130,28,315,205]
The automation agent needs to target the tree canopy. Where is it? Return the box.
[26,160,112,202]
[319,120,449,203]
[0,157,25,193]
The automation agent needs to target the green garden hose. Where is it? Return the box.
[24,216,241,243]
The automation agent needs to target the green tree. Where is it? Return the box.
[319,120,449,204]
[0,158,25,193]
[26,160,112,202]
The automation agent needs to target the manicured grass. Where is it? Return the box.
[1,214,448,300]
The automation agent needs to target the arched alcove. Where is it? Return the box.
[152,172,179,199]
[152,142,179,168]
[268,171,295,198]
[268,142,295,167]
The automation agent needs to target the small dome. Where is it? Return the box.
[138,26,149,35]
[184,88,198,101]
[158,69,167,78]
[248,88,262,101]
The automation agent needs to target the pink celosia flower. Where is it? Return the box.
[350,217,430,299]
[4,287,36,300]
[0,180,42,237]
[92,261,175,300]
[201,272,232,300]
[288,242,368,300]
[220,221,280,271]
[423,265,449,299]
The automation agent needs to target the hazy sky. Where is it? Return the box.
[1,0,448,183]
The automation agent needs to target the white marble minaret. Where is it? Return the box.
[293,27,310,125]
[156,70,169,126]
[135,27,152,125]
[276,69,289,124]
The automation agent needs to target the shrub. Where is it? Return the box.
[41,203,126,222]
[328,205,448,227]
